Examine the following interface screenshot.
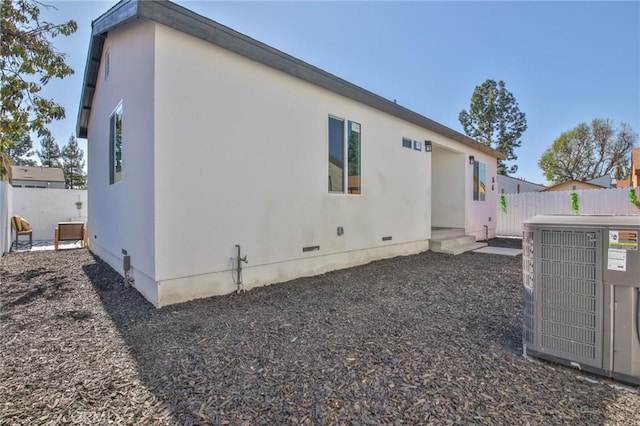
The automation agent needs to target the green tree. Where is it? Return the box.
[35,134,61,168]
[6,134,36,166]
[538,119,637,183]
[0,0,77,168]
[61,134,86,189]
[459,79,527,175]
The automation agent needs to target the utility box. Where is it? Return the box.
[522,215,640,385]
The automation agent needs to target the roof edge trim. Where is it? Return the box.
[76,0,505,160]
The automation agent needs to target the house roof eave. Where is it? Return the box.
[76,0,505,160]
[76,0,139,138]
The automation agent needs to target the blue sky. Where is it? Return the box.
[38,0,639,185]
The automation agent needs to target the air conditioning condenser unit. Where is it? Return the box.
[522,215,640,385]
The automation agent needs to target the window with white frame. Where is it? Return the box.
[109,103,123,184]
[328,116,361,194]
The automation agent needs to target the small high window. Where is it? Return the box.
[109,103,123,184]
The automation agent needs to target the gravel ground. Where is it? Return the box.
[1,241,638,425]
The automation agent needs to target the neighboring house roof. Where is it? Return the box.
[540,180,604,192]
[496,175,546,190]
[76,0,505,160]
[584,174,612,188]
[11,166,65,183]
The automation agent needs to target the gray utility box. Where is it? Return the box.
[522,215,640,385]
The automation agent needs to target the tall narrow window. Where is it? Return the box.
[473,160,486,201]
[328,117,344,193]
[109,103,123,184]
[104,48,110,80]
[347,121,361,194]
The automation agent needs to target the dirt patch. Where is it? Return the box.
[1,248,637,425]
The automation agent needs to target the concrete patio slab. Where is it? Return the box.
[473,246,522,256]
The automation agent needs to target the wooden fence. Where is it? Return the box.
[497,187,640,237]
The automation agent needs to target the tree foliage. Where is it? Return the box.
[6,134,36,166]
[36,134,61,168]
[0,0,77,155]
[538,119,637,183]
[61,134,85,189]
[459,79,527,175]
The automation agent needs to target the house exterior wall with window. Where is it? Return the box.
[466,152,499,240]
[86,20,158,304]
[152,22,438,305]
[80,1,504,307]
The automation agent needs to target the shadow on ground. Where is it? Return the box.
[75,246,633,425]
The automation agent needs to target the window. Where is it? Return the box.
[328,117,344,192]
[473,160,486,201]
[104,48,110,80]
[347,121,361,194]
[328,116,361,194]
[402,138,411,148]
[109,103,123,184]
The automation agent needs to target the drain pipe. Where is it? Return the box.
[123,255,134,288]
[483,225,489,242]
[235,244,248,293]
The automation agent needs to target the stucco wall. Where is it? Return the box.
[86,19,156,302]
[86,19,501,306]
[152,22,444,305]
[11,188,87,241]
[466,152,499,240]
[431,146,465,228]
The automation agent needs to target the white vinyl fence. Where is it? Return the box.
[497,187,640,237]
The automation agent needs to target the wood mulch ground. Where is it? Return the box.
[1,240,638,425]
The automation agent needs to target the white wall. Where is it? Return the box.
[466,152,499,240]
[11,188,87,241]
[431,146,465,229]
[86,20,157,304]
[88,19,501,306]
[0,181,12,254]
[152,22,444,305]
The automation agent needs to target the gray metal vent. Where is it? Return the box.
[539,229,601,366]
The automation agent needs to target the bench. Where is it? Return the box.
[55,222,88,250]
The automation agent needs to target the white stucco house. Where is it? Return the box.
[11,166,65,189]
[77,0,504,307]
